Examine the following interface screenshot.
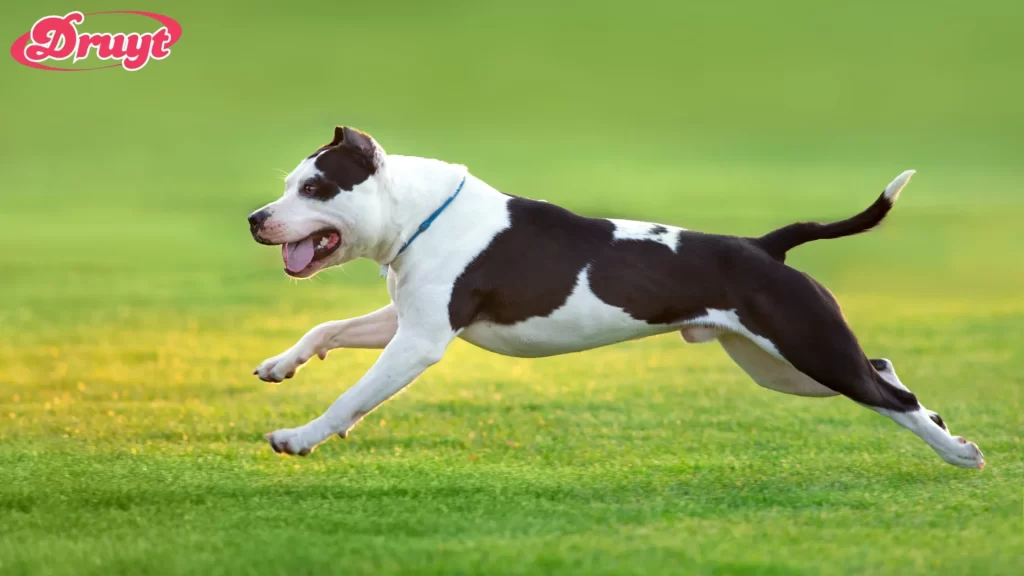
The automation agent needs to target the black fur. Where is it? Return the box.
[449,196,919,412]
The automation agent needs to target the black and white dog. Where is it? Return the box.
[247,126,983,469]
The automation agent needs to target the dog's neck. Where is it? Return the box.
[374,154,468,266]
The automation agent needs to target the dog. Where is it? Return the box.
[247,126,983,469]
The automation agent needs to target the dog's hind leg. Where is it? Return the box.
[723,268,984,468]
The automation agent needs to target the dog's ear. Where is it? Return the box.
[331,126,376,160]
[328,126,346,147]
[329,126,346,146]
[311,126,379,166]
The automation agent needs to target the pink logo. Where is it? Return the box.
[10,11,182,72]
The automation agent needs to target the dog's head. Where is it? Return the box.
[248,126,389,278]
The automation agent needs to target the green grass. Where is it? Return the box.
[2,1,1023,574]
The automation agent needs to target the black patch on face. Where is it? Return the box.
[314,146,374,193]
[449,196,921,412]
[302,126,378,201]
[298,175,341,202]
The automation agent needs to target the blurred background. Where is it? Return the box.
[1,1,1022,573]
[3,0,1023,314]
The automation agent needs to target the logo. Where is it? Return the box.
[10,11,182,72]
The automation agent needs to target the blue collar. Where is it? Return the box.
[384,176,466,272]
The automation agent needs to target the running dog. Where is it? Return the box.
[247,126,983,469]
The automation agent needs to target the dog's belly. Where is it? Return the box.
[460,317,675,358]
[458,268,678,358]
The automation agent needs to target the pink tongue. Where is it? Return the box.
[283,238,315,273]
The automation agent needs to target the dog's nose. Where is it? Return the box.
[248,210,269,236]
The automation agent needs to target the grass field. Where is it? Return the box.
[2,1,1023,574]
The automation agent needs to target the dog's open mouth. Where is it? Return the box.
[282,229,341,277]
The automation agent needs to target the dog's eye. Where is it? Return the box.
[302,183,317,196]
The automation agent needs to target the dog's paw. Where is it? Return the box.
[265,428,315,456]
[254,346,315,383]
[942,437,985,469]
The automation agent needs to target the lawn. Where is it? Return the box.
[1,1,1023,574]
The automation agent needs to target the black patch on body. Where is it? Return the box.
[449,199,615,327]
[302,127,377,200]
[649,225,668,235]
[449,196,920,412]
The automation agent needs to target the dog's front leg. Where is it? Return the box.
[265,326,452,455]
[254,304,397,383]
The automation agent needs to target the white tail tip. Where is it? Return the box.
[883,170,915,202]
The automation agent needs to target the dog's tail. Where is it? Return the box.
[756,170,915,262]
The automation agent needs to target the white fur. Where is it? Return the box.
[875,406,984,468]
[883,169,915,202]
[255,304,398,382]
[610,219,684,252]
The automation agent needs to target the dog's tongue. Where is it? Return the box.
[283,238,315,273]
